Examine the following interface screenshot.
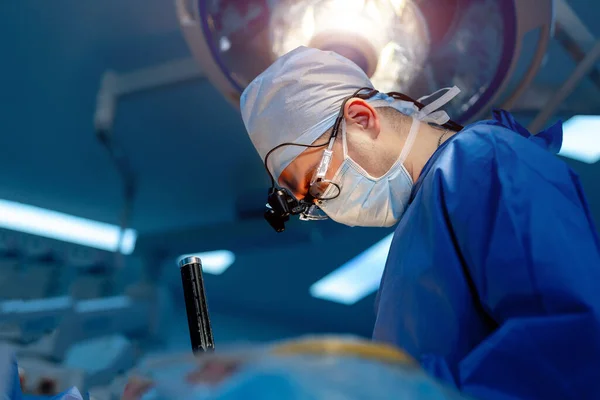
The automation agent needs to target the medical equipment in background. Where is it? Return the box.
[8,284,164,361]
[179,257,215,354]
[0,241,126,344]
[0,284,168,394]
[94,73,137,271]
[175,0,553,124]
[0,297,72,345]
[0,343,86,399]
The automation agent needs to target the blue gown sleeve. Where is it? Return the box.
[445,126,600,399]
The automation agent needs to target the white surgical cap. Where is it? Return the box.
[240,46,417,182]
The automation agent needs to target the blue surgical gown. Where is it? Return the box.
[373,110,600,399]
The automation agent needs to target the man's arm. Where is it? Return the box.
[447,133,600,399]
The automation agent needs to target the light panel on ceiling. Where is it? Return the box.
[309,233,394,305]
[176,250,236,275]
[0,199,137,254]
[559,115,600,164]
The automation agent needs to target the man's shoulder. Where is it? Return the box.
[445,121,565,170]
[431,123,504,177]
[429,120,575,201]
[451,121,528,151]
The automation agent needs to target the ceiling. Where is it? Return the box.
[1,0,600,338]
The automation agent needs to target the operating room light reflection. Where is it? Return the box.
[310,233,394,305]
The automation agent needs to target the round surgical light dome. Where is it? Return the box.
[177,0,553,123]
[269,0,430,93]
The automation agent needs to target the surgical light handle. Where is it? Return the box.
[180,256,215,354]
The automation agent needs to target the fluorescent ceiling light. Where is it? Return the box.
[559,115,600,164]
[176,250,236,275]
[310,233,394,305]
[0,199,137,254]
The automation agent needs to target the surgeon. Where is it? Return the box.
[239,46,600,399]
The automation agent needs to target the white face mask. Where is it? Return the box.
[317,87,461,227]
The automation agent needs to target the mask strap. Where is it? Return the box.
[341,118,349,158]
[397,118,421,166]
[417,87,452,103]
[422,110,451,125]
[415,86,461,121]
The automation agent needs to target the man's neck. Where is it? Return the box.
[405,123,456,182]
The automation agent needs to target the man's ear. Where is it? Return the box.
[344,98,381,139]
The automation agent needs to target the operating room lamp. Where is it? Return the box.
[176,0,554,124]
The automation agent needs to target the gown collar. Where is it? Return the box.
[409,110,564,203]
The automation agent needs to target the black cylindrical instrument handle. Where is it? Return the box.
[179,256,215,354]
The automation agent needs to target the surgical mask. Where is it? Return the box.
[317,87,461,227]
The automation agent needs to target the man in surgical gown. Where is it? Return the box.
[240,46,600,399]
